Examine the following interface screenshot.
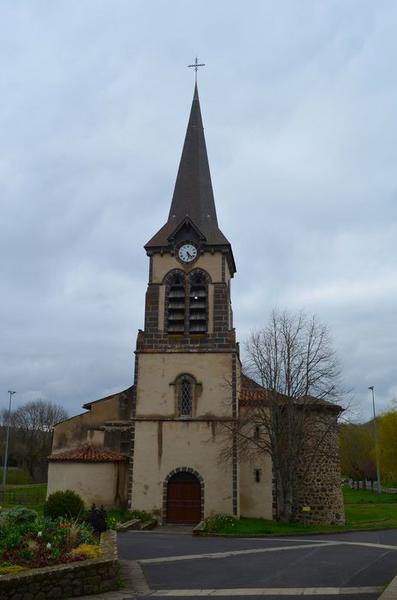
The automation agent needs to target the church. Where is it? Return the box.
[48,82,344,525]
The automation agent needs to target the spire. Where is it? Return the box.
[167,83,219,233]
[145,84,233,267]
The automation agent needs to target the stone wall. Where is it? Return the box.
[292,411,345,525]
[0,530,118,600]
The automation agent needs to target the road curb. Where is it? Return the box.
[378,576,397,600]
[194,525,397,538]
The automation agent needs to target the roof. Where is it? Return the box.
[48,445,128,463]
[82,385,134,410]
[145,84,234,265]
[239,374,342,412]
[53,385,134,428]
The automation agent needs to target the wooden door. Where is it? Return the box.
[166,472,201,524]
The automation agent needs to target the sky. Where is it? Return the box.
[1,1,396,422]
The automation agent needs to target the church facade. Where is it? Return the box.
[48,84,344,525]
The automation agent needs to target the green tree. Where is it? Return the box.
[339,423,375,487]
[378,409,397,484]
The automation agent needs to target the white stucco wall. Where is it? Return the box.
[132,420,235,518]
[47,462,127,509]
[135,353,234,418]
[239,452,273,519]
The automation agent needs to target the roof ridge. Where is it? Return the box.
[48,444,128,463]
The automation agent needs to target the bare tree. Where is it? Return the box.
[2,400,68,481]
[222,310,343,522]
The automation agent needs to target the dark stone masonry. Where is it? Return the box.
[0,530,118,600]
[293,416,345,525]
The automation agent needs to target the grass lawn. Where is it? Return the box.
[344,487,397,530]
[0,483,47,513]
[1,484,397,536]
[343,486,397,504]
[0,467,32,485]
[202,487,397,536]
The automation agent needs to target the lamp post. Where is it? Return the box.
[2,390,16,490]
[368,386,381,494]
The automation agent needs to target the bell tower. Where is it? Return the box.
[129,84,240,523]
[139,83,236,353]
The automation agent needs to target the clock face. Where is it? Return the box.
[178,243,198,263]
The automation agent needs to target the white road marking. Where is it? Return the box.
[139,537,397,566]
[139,542,340,564]
[266,538,397,551]
[148,586,383,596]
[332,541,397,551]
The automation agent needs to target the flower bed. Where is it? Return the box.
[0,500,120,598]
[0,529,118,599]
[0,507,99,571]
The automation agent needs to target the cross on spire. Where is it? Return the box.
[188,56,205,83]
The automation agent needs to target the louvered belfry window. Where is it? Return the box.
[189,272,207,333]
[178,375,193,417]
[166,269,208,334]
[167,272,186,333]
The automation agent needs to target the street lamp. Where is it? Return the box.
[2,390,16,490]
[368,386,381,494]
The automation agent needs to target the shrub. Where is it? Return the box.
[44,490,85,520]
[0,507,38,527]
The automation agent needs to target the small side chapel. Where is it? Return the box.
[48,82,343,525]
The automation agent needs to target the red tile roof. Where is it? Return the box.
[48,445,128,463]
[239,374,341,411]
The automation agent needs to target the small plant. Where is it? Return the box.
[0,527,26,551]
[70,543,103,560]
[116,568,125,590]
[58,517,96,546]
[44,490,85,520]
[86,505,108,533]
[202,513,238,532]
[130,509,152,522]
[106,508,152,529]
[0,563,28,575]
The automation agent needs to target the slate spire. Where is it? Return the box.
[167,83,219,231]
[145,84,233,266]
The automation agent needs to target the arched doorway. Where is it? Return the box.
[166,471,202,524]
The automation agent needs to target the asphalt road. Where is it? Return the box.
[117,528,397,599]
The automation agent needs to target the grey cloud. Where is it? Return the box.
[1,1,396,421]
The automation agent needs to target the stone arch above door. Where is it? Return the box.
[163,467,204,524]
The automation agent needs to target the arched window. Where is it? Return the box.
[189,271,208,333]
[167,272,186,333]
[177,374,195,417]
